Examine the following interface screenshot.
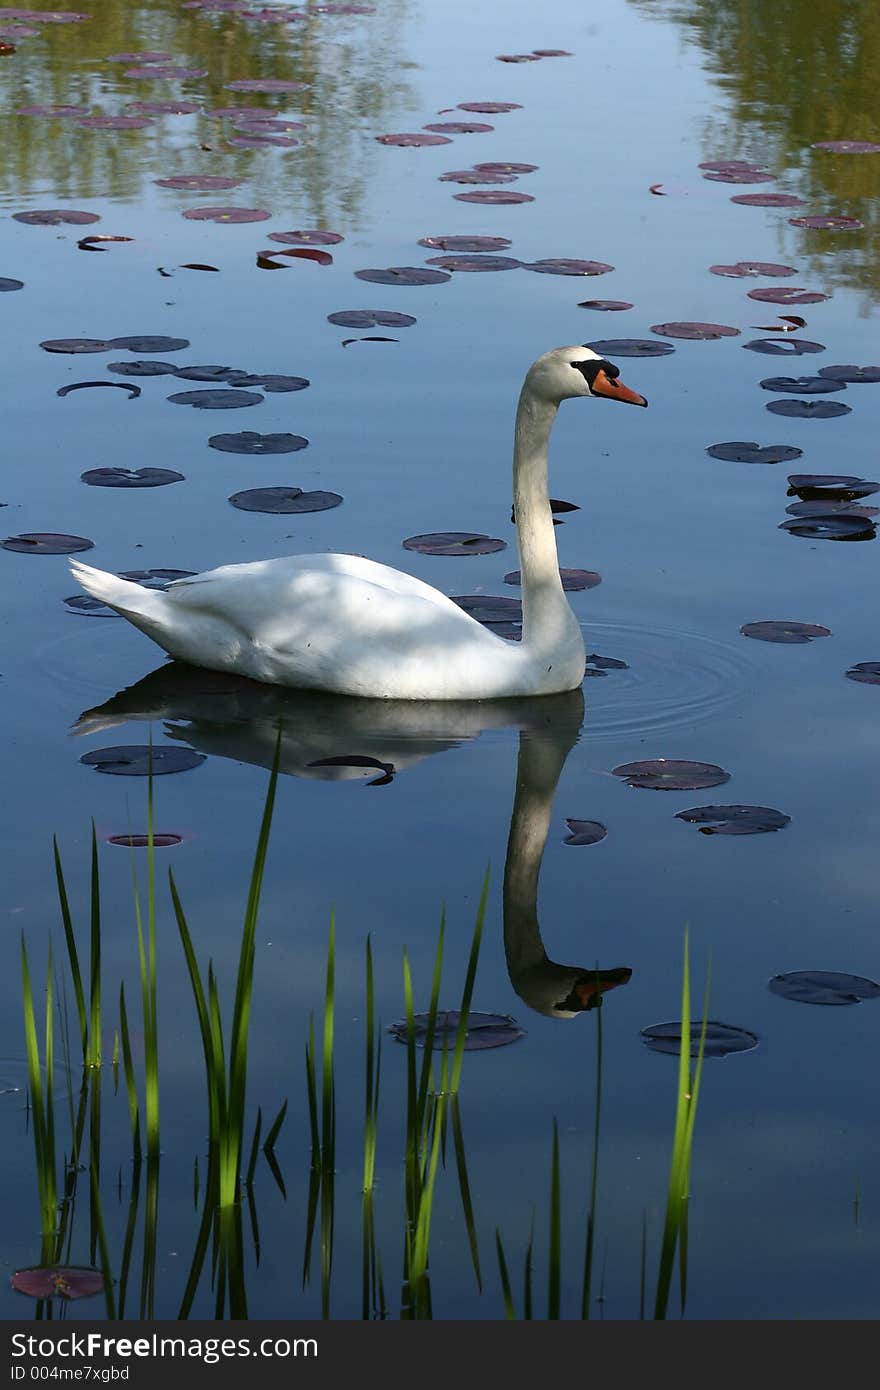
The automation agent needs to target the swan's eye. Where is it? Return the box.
[570,358,619,387]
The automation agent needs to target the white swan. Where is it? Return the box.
[69,346,646,700]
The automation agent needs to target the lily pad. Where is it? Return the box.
[585,652,628,671]
[786,501,878,519]
[578,299,633,311]
[703,168,773,183]
[167,389,264,408]
[77,116,154,130]
[418,236,511,252]
[11,1267,104,1301]
[766,399,851,418]
[268,229,343,245]
[651,321,740,339]
[209,431,308,454]
[229,487,342,514]
[453,190,535,204]
[375,132,452,146]
[423,121,493,134]
[107,833,183,848]
[172,365,239,381]
[811,140,880,154]
[327,309,416,327]
[234,119,307,134]
[709,261,796,278]
[675,804,790,835]
[57,381,141,399]
[15,209,99,225]
[120,569,195,586]
[63,595,116,616]
[404,532,506,556]
[817,365,880,383]
[524,258,613,276]
[16,105,91,117]
[787,474,879,500]
[730,192,805,207]
[40,338,113,354]
[354,266,450,285]
[457,101,522,113]
[80,745,206,776]
[780,515,874,540]
[450,594,522,623]
[182,206,270,223]
[110,336,189,352]
[388,1010,525,1051]
[845,662,880,684]
[742,338,825,355]
[438,170,518,185]
[706,441,802,464]
[473,162,538,174]
[124,65,207,79]
[612,759,730,791]
[0,277,24,291]
[155,174,241,190]
[2,532,93,554]
[256,247,332,268]
[77,235,134,251]
[81,467,183,487]
[224,78,308,92]
[641,1021,758,1058]
[504,567,600,590]
[747,287,828,304]
[788,215,864,231]
[768,971,880,1005]
[223,373,309,393]
[585,339,675,358]
[563,819,607,846]
[759,376,844,394]
[740,621,830,643]
[425,254,521,271]
[107,50,173,62]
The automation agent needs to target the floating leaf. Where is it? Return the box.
[160,263,220,274]
[788,215,864,231]
[14,209,99,225]
[341,336,399,346]
[742,337,824,355]
[209,431,308,454]
[496,53,541,63]
[751,314,807,331]
[787,474,879,500]
[40,338,113,353]
[438,170,518,185]
[786,500,878,519]
[418,235,511,252]
[769,971,880,1005]
[585,652,628,671]
[504,567,600,590]
[107,833,183,848]
[585,338,675,357]
[80,745,206,776]
[457,101,522,113]
[168,389,263,408]
[0,277,24,291]
[675,804,790,835]
[780,515,874,540]
[453,190,535,204]
[228,133,300,148]
[11,1267,104,1301]
[424,121,493,134]
[747,287,829,304]
[268,229,343,245]
[698,158,764,172]
[766,399,850,418]
[524,258,613,276]
[234,119,307,134]
[641,1021,758,1058]
[354,266,451,285]
[425,253,521,271]
[229,487,342,514]
[155,174,241,189]
[578,299,632,311]
[703,168,772,183]
[612,759,730,791]
[124,65,208,79]
[706,441,802,464]
[81,467,183,487]
[389,1010,525,1050]
[563,819,607,846]
[450,594,522,623]
[845,662,880,684]
[77,235,133,251]
[256,247,332,268]
[811,140,880,154]
[120,569,195,586]
[224,78,308,92]
[709,261,796,278]
[759,376,844,394]
[651,321,740,339]
[106,51,174,63]
[108,360,179,376]
[375,132,452,146]
[2,532,94,554]
[473,161,538,174]
[223,372,309,393]
[404,532,505,556]
[205,106,277,120]
[126,100,201,115]
[77,115,154,129]
[62,594,114,616]
[16,104,90,117]
[817,364,880,384]
[182,206,270,223]
[110,336,189,352]
[57,381,141,399]
[327,309,416,327]
[730,192,805,207]
[740,621,830,643]
[172,365,237,381]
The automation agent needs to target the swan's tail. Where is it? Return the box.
[68,558,170,644]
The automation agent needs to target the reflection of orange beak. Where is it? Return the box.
[592,369,648,407]
[574,968,633,1009]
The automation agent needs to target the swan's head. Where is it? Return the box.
[525,345,648,408]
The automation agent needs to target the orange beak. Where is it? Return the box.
[591,369,648,407]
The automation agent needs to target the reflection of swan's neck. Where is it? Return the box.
[513,391,582,657]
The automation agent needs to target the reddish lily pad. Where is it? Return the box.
[81,467,184,487]
[172,365,239,381]
[57,381,141,399]
[457,101,522,113]
[786,500,878,519]
[496,53,541,63]
[424,121,493,134]
[585,338,674,357]
[425,254,521,271]
[229,486,342,514]
[224,78,308,92]
[730,192,805,207]
[404,532,505,556]
[811,140,880,154]
[376,132,452,146]
[612,759,730,791]
[438,170,518,185]
[766,399,850,418]
[107,833,183,848]
[182,206,270,223]
[110,336,189,352]
[709,261,796,278]
[453,190,535,204]
[698,159,762,172]
[124,65,207,79]
[14,208,99,225]
[40,338,113,353]
[788,215,864,230]
[11,1267,104,1301]
[327,309,416,327]
[16,104,90,117]
[845,662,880,684]
[209,431,308,454]
[268,229,343,245]
[450,594,522,624]
[759,376,844,394]
[354,266,450,285]
[642,1021,758,1058]
[817,364,880,383]
[787,474,879,500]
[504,567,600,591]
[234,119,307,134]
[106,50,173,62]
[525,258,613,276]
[155,174,241,189]
[80,745,206,775]
[740,621,831,643]
[389,1011,525,1050]
[78,116,155,129]
[769,971,880,1005]
[742,338,825,355]
[0,277,24,291]
[228,133,300,148]
[2,532,94,554]
[563,819,607,846]
[675,804,790,835]
[651,322,740,339]
[108,360,179,376]
[223,373,309,392]
[704,168,773,183]
[256,247,332,268]
[780,515,874,540]
[76,233,131,252]
[473,161,538,174]
[747,287,828,304]
[706,442,802,464]
[168,389,263,408]
[578,299,633,311]
[418,235,511,252]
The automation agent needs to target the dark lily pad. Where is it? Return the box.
[388,1010,525,1051]
[0,278,24,291]
[404,532,506,556]
[766,399,851,418]
[107,833,183,848]
[418,236,512,253]
[11,1267,104,1301]
[107,51,174,62]
[224,78,308,92]
[786,500,878,519]
[817,364,880,383]
[788,215,864,231]
[651,321,740,339]
[40,338,113,354]
[63,594,117,616]
[453,190,535,204]
[327,309,416,327]
[472,162,538,174]
[228,133,300,148]
[80,745,206,776]
[510,497,579,523]
[15,209,99,225]
[703,168,772,183]
[578,299,633,311]
[120,569,195,586]
[504,567,600,590]
[124,64,207,79]
[675,804,790,835]
[751,314,807,331]
[585,652,628,671]
[354,266,451,285]
[77,235,134,251]
[457,101,522,113]
[787,474,879,500]
[845,662,880,684]
[780,515,874,540]
[706,441,802,464]
[155,175,241,189]
[229,487,342,514]
[268,229,343,245]
[496,53,541,62]
[730,192,805,207]
[172,365,238,382]
[641,1021,758,1058]
[698,159,758,171]
[375,132,452,146]
[167,389,264,408]
[341,337,399,346]
[16,104,91,117]
[2,532,93,554]
[612,759,730,791]
[742,338,825,355]
[769,971,880,1005]
[585,339,675,357]
[450,594,522,623]
[182,206,270,223]
[57,381,141,399]
[563,819,607,846]
[81,467,184,487]
[524,258,613,276]
[126,100,201,115]
[759,376,844,394]
[305,755,393,786]
[223,373,309,392]
[234,119,307,134]
[709,261,797,278]
[747,287,829,304]
[423,121,493,134]
[438,170,517,185]
[110,336,189,352]
[811,140,880,154]
[77,116,154,130]
[209,431,308,454]
[740,621,830,643]
[425,254,521,271]
[256,247,332,268]
[160,264,220,274]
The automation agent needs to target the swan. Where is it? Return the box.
[69,346,646,700]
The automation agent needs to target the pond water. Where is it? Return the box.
[1,0,879,1321]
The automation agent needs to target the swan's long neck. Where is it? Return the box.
[512,390,584,662]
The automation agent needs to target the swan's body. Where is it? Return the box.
[70,347,646,700]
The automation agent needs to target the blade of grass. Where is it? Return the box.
[495,1231,516,1318]
[548,1121,561,1319]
